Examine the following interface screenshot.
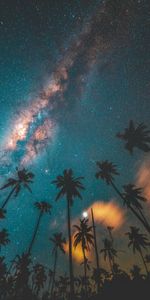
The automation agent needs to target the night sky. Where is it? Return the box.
[0,0,150,273]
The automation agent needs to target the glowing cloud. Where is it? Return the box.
[65,200,125,263]
[88,201,125,229]
[64,233,92,263]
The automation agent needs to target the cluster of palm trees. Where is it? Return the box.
[0,120,150,300]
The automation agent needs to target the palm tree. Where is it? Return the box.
[100,238,117,274]
[130,265,143,280]
[96,160,120,184]
[95,160,150,234]
[58,275,69,300]
[0,208,6,219]
[27,201,52,254]
[52,169,84,297]
[91,208,100,294]
[47,268,53,296]
[0,256,7,277]
[0,168,34,209]
[13,253,31,294]
[117,120,150,154]
[123,184,150,228]
[107,226,114,242]
[145,254,150,264]
[50,232,66,297]
[92,267,109,289]
[125,226,150,275]
[0,229,10,251]
[32,264,47,295]
[74,218,94,296]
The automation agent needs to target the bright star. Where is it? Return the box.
[82,211,88,218]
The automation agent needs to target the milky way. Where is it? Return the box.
[1,0,135,172]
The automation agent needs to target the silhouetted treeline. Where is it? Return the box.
[0,120,150,300]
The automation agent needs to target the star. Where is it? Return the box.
[82,211,88,218]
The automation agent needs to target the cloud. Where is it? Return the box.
[87,200,125,228]
[65,200,125,263]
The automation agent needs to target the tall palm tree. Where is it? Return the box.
[123,184,150,228]
[74,218,94,296]
[27,201,52,254]
[100,238,117,274]
[91,208,100,294]
[47,268,54,296]
[0,229,10,251]
[0,168,34,209]
[117,120,150,154]
[50,232,66,297]
[52,169,84,297]
[95,160,150,234]
[125,226,150,275]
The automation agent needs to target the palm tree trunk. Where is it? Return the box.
[27,211,43,255]
[110,180,150,234]
[82,247,87,297]
[51,249,58,298]
[67,196,74,298]
[48,273,53,296]
[1,186,16,209]
[6,255,17,277]
[138,208,150,228]
[139,248,149,275]
[108,255,113,275]
[91,208,100,294]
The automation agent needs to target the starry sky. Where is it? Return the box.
[0,0,150,273]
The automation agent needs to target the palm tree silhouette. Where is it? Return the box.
[32,263,47,295]
[47,268,54,297]
[126,226,150,275]
[0,168,34,209]
[130,265,143,280]
[50,232,66,297]
[123,184,150,229]
[74,218,94,296]
[13,253,31,295]
[52,169,84,297]
[91,208,100,294]
[0,229,10,251]
[95,160,150,234]
[58,275,69,300]
[27,201,52,254]
[92,267,109,289]
[117,120,150,153]
[145,254,150,264]
[100,238,117,274]
[0,208,6,219]
[107,226,114,242]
